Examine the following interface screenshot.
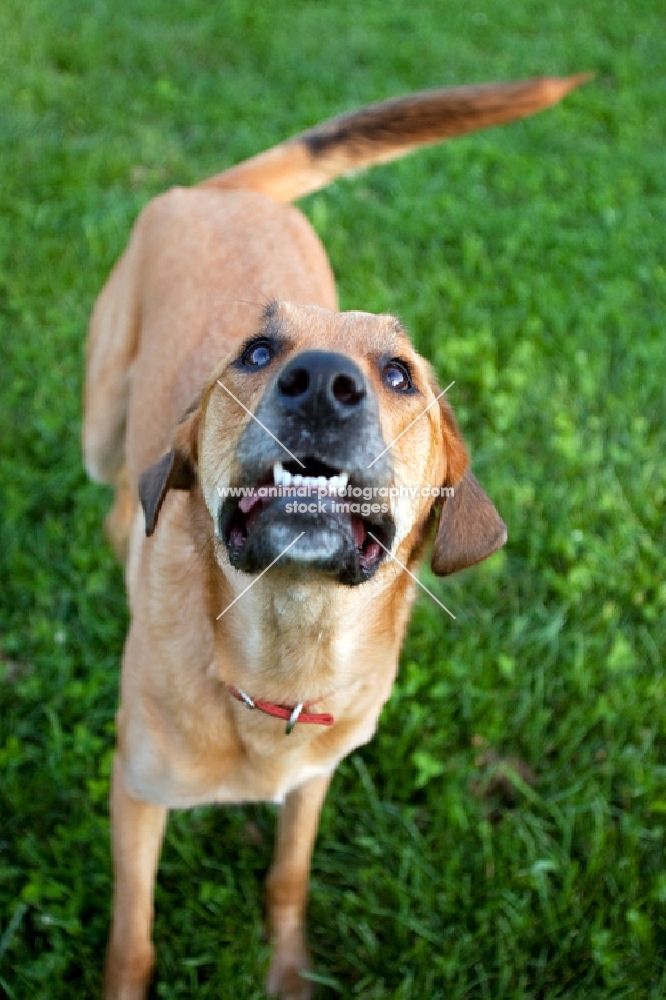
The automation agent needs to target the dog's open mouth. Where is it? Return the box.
[219,458,395,584]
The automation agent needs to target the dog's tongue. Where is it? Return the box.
[239,492,261,514]
[351,516,366,547]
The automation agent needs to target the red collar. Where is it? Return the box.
[225,684,335,735]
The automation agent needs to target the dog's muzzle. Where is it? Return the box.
[218,350,396,585]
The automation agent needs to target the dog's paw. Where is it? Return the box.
[266,931,313,1000]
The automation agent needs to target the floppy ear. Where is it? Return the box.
[429,394,507,576]
[138,407,200,536]
[431,470,507,576]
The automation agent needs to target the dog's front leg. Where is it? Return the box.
[266,772,332,999]
[104,753,167,1000]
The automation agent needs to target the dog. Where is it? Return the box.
[83,74,587,999]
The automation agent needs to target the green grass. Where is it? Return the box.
[1,1,665,997]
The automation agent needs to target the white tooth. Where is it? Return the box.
[318,476,327,489]
[273,462,283,485]
[338,473,348,491]
[283,469,292,487]
[293,475,303,487]
[329,476,340,493]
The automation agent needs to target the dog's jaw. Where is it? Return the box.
[217,458,395,585]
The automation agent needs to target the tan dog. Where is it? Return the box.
[83,75,587,999]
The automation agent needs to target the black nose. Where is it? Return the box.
[276,351,366,420]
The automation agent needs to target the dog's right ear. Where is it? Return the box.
[139,406,200,536]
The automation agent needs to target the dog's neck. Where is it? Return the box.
[209,556,416,708]
[166,491,420,717]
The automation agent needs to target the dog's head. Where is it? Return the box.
[139,301,506,585]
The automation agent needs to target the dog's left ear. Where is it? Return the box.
[139,406,200,537]
[430,397,507,576]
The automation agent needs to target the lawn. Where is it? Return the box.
[0,0,664,997]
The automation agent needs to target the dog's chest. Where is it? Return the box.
[213,752,333,806]
[126,716,339,808]
[125,659,386,810]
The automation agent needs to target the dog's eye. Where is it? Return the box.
[241,338,274,369]
[383,359,412,392]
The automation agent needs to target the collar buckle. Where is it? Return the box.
[285,703,304,735]
[237,687,256,709]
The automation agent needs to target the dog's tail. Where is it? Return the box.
[199,74,591,202]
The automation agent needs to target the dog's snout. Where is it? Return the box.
[277,351,366,419]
